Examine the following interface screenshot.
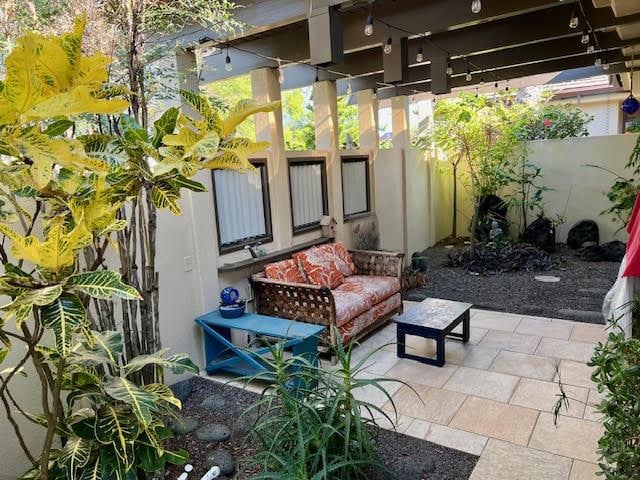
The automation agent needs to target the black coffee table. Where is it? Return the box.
[393,298,472,367]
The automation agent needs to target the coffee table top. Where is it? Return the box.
[394,298,472,330]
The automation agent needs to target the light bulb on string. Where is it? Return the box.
[277,58,285,84]
[446,57,453,76]
[594,56,602,66]
[224,48,232,72]
[569,7,579,29]
[384,36,393,54]
[416,42,424,63]
[587,43,594,54]
[602,58,610,70]
[346,81,353,96]
[465,61,472,82]
[372,88,378,100]
[505,81,510,92]
[364,10,374,36]
[471,0,482,14]
[581,30,589,45]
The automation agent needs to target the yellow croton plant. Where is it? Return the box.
[0,16,279,480]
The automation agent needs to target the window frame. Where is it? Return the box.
[211,158,273,254]
[287,157,329,235]
[341,154,372,221]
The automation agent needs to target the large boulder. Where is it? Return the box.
[411,251,428,272]
[601,240,626,262]
[475,194,509,241]
[567,220,599,249]
[524,217,556,252]
[206,449,236,476]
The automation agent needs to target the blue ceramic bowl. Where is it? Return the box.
[219,303,246,318]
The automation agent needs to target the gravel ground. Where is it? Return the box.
[166,377,478,479]
[405,244,620,323]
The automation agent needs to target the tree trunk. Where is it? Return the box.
[452,163,458,239]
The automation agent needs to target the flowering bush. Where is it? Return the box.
[514,104,593,140]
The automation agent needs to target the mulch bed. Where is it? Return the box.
[405,244,620,323]
[166,377,478,479]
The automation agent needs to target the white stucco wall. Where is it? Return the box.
[433,133,640,245]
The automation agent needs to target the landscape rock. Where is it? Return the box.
[169,378,194,404]
[578,244,605,261]
[601,240,626,262]
[195,423,231,443]
[205,449,236,476]
[168,416,199,435]
[411,251,428,272]
[524,217,556,252]
[567,220,599,249]
[390,453,436,478]
[200,396,227,411]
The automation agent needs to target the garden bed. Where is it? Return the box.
[405,244,620,323]
[166,377,478,479]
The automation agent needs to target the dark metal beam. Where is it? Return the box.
[308,3,344,65]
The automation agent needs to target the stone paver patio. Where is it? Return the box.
[352,301,606,480]
[205,301,606,479]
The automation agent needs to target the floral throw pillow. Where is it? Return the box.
[294,247,344,289]
[321,242,356,277]
[264,259,307,284]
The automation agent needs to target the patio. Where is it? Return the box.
[206,301,606,479]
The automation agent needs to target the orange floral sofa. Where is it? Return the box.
[249,242,404,349]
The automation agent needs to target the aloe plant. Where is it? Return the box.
[244,336,409,480]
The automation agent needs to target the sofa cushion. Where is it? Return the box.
[337,275,401,304]
[333,290,373,327]
[315,242,356,277]
[339,293,402,343]
[294,248,344,289]
[264,259,307,284]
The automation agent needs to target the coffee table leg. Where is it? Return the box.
[462,311,470,343]
[397,325,407,358]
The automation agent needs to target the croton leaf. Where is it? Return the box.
[70,330,123,367]
[150,184,181,215]
[124,349,199,377]
[41,293,86,357]
[95,404,140,467]
[104,377,156,427]
[44,119,74,137]
[78,459,101,480]
[66,270,141,300]
[120,114,149,145]
[219,99,280,138]
[143,383,182,410]
[152,107,179,148]
[13,284,63,307]
[58,436,92,479]
[168,175,206,193]
[163,448,189,466]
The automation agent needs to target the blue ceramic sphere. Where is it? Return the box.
[220,287,240,305]
[622,94,640,115]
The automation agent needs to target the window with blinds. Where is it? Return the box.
[212,159,272,253]
[341,155,371,219]
[288,158,328,233]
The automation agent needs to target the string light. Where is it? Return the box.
[277,57,285,84]
[416,40,424,63]
[594,56,602,66]
[346,81,353,96]
[224,47,232,72]
[384,35,393,54]
[314,67,319,83]
[586,41,594,54]
[505,80,510,91]
[602,58,610,70]
[581,29,589,45]
[364,7,374,36]
[465,60,472,81]
[471,0,482,14]
[446,57,453,75]
[372,87,378,100]
[569,6,579,29]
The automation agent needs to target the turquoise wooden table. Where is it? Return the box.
[195,310,325,377]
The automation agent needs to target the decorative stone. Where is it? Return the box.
[169,378,194,404]
[205,449,236,476]
[200,396,227,411]
[411,251,428,272]
[196,423,231,443]
[578,244,605,262]
[524,217,556,252]
[567,220,599,249]
[534,275,560,283]
[390,452,436,478]
[168,416,199,435]
[601,240,625,262]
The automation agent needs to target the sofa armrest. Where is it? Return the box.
[249,275,338,345]
[349,249,404,279]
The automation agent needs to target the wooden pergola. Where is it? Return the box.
[178,0,640,99]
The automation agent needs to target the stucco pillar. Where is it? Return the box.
[357,88,379,154]
[250,67,292,249]
[391,95,410,256]
[313,80,345,240]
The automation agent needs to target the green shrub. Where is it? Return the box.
[245,337,408,479]
[514,104,592,141]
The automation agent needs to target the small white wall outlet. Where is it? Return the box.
[183,255,194,272]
